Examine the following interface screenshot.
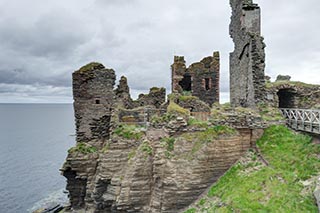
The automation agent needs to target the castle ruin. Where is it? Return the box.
[229,0,266,108]
[59,0,320,212]
[171,52,220,106]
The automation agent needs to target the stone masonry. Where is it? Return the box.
[229,0,266,108]
[72,62,115,145]
[265,79,320,109]
[171,52,220,106]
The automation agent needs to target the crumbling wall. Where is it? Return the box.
[171,52,220,106]
[73,62,115,145]
[115,76,133,109]
[133,87,166,109]
[265,80,320,109]
[169,94,211,113]
[66,62,167,212]
[229,0,266,108]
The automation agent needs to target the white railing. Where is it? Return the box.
[280,108,320,134]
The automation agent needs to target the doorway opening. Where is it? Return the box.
[179,73,192,91]
[277,88,296,108]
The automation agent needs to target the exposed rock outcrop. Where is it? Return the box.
[62,120,258,212]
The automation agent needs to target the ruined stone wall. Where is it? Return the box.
[73,62,116,145]
[114,76,133,109]
[171,52,220,106]
[65,60,265,212]
[229,0,266,108]
[265,81,320,109]
[133,87,166,109]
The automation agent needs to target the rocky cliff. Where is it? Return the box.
[62,116,263,212]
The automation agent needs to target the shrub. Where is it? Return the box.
[184,208,196,213]
[68,142,97,154]
[140,140,153,156]
[151,113,176,125]
[128,149,137,160]
[113,124,144,140]
[161,137,176,158]
[187,117,209,128]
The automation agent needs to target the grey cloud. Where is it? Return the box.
[0,10,91,60]
[0,0,320,103]
[0,83,72,103]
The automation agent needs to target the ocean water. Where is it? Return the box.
[0,104,75,213]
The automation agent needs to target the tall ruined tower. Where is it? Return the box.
[229,0,266,108]
[171,52,220,106]
[73,62,116,145]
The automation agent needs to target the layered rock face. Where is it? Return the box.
[62,122,257,213]
[171,52,220,106]
[229,0,266,108]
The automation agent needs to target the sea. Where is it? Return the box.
[0,104,76,213]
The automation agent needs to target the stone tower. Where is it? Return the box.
[72,62,116,145]
[171,52,220,106]
[229,0,266,108]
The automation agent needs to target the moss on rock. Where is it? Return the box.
[77,62,105,73]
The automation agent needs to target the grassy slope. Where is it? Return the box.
[185,125,320,213]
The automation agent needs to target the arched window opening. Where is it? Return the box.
[277,89,296,108]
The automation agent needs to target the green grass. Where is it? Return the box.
[161,137,176,158]
[198,198,207,206]
[266,80,318,89]
[167,101,190,116]
[179,95,198,102]
[199,125,320,212]
[181,126,237,156]
[128,149,137,160]
[187,118,209,128]
[151,113,176,125]
[68,142,98,154]
[183,126,237,143]
[184,208,196,213]
[78,62,103,73]
[140,140,153,156]
[257,103,284,122]
[113,124,144,140]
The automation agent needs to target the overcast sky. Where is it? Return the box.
[0,0,319,103]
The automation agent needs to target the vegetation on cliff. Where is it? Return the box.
[68,142,98,154]
[113,124,145,140]
[185,125,320,212]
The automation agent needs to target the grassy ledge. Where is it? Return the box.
[68,142,98,154]
[185,125,320,212]
[113,124,144,140]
